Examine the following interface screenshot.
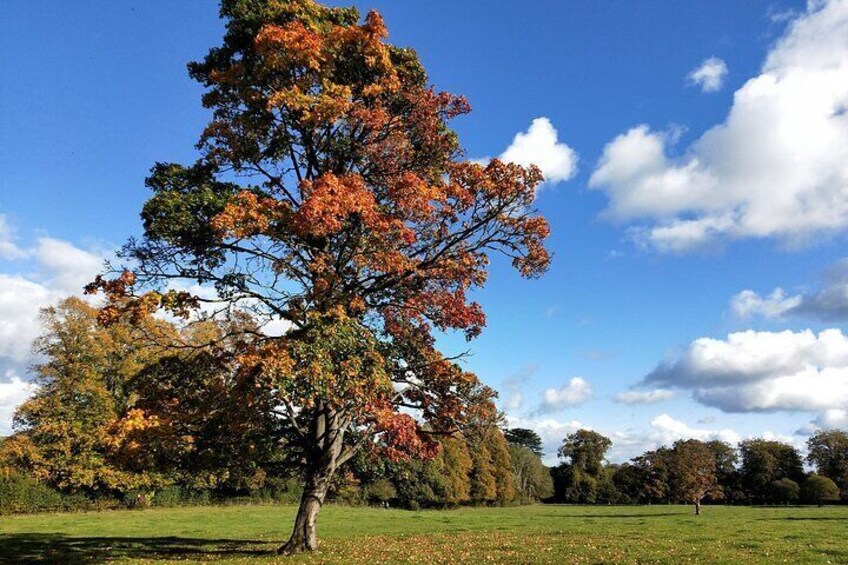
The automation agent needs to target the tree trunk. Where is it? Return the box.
[278,408,346,555]
[277,469,332,554]
[694,498,702,515]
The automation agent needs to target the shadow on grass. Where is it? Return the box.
[0,533,274,565]
[763,516,847,521]
[553,512,684,519]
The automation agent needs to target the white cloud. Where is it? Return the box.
[797,408,848,435]
[731,259,848,321]
[0,373,38,435]
[35,238,104,295]
[731,288,802,319]
[539,377,593,412]
[0,215,27,260]
[688,57,728,92]
[646,328,848,412]
[606,414,741,462]
[499,117,578,184]
[504,413,586,463]
[0,275,59,364]
[649,413,741,445]
[590,1,848,251]
[614,389,675,404]
[0,228,106,434]
[499,364,538,413]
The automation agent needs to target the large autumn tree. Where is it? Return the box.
[90,0,551,554]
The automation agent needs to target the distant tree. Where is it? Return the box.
[469,438,497,504]
[558,430,612,476]
[739,439,804,502]
[2,298,170,493]
[554,430,612,503]
[508,445,553,502]
[800,474,840,506]
[363,478,396,506]
[632,448,672,504]
[504,428,544,457]
[611,462,646,504]
[595,466,622,504]
[702,440,741,504]
[486,429,516,504]
[668,439,722,515]
[437,436,473,505]
[88,0,551,554]
[807,430,848,493]
[770,478,800,505]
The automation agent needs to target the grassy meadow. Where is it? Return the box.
[1,504,846,564]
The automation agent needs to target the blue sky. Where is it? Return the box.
[3,0,848,462]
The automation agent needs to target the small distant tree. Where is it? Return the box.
[807,430,848,493]
[558,430,612,476]
[504,428,544,457]
[508,445,553,502]
[801,474,840,506]
[554,430,611,503]
[611,462,646,504]
[632,448,672,504]
[705,440,739,502]
[3,298,170,494]
[668,439,722,515]
[739,439,804,503]
[770,478,800,505]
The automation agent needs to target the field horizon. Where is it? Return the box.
[1,503,845,564]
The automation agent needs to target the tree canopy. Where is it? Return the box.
[87,0,551,553]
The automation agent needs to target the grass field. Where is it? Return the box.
[1,504,845,564]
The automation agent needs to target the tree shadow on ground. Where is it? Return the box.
[554,512,683,519]
[762,516,846,521]
[0,533,274,565]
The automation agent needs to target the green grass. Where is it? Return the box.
[1,504,846,564]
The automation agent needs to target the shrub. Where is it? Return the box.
[251,477,302,504]
[364,479,397,506]
[123,490,155,509]
[770,478,800,505]
[801,474,840,506]
[0,470,63,514]
[153,486,185,507]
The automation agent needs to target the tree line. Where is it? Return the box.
[0,298,551,514]
[2,298,845,517]
[543,429,846,512]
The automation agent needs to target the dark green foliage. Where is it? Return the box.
[504,428,543,457]
[801,474,840,505]
[739,439,805,503]
[553,429,612,503]
[807,429,848,493]
[770,478,800,505]
[508,445,553,502]
[0,470,63,514]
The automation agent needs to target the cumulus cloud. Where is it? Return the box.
[606,413,741,462]
[688,57,728,92]
[504,413,586,463]
[731,258,848,321]
[731,288,802,319]
[796,408,848,435]
[614,389,675,404]
[645,328,848,413]
[0,373,38,435]
[590,1,848,251]
[495,117,578,184]
[0,215,26,260]
[538,377,592,412]
[499,364,538,413]
[0,229,106,434]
